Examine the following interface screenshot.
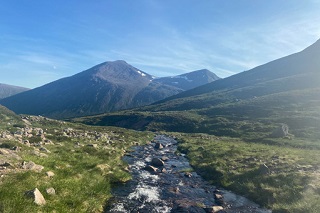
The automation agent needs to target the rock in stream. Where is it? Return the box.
[105,135,271,213]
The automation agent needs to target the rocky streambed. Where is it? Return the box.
[106,135,271,213]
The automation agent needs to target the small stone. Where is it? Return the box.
[161,156,169,161]
[39,147,51,153]
[144,165,158,173]
[46,187,56,195]
[11,146,21,151]
[204,206,224,213]
[87,144,98,148]
[0,149,10,155]
[214,193,223,200]
[25,188,46,205]
[258,164,270,175]
[0,162,12,167]
[184,172,192,178]
[46,171,55,178]
[173,187,180,193]
[23,140,31,146]
[154,142,164,149]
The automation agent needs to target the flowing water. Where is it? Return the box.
[105,135,272,213]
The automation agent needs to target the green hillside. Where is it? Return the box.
[0,105,153,212]
[72,40,320,212]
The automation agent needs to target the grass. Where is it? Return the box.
[0,115,153,212]
[174,133,320,213]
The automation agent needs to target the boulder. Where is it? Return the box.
[270,124,289,138]
[25,188,46,205]
[143,165,158,173]
[151,158,165,167]
[46,171,55,178]
[258,164,270,175]
[184,172,192,178]
[21,161,44,172]
[154,142,164,149]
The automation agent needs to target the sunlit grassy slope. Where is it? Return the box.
[73,40,320,212]
[174,133,320,213]
[0,106,153,212]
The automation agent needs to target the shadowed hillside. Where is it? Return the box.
[76,39,320,140]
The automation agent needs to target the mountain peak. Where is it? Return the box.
[153,69,220,90]
[80,60,153,82]
[301,38,320,54]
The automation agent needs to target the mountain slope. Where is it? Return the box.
[0,83,29,99]
[0,61,156,119]
[77,39,320,140]
[0,61,219,119]
[153,69,220,90]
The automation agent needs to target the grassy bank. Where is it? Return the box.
[0,116,153,212]
[175,133,320,213]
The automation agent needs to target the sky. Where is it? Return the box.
[1,0,320,88]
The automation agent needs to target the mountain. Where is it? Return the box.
[153,69,220,90]
[77,39,320,140]
[0,83,29,99]
[0,60,219,119]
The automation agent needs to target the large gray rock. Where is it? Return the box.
[21,161,44,172]
[25,188,46,205]
[258,164,270,175]
[154,142,164,149]
[45,171,55,178]
[151,158,165,167]
[270,124,289,138]
[143,165,158,173]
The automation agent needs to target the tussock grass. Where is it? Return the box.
[0,116,153,212]
[175,133,320,212]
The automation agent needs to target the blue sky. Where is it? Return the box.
[1,0,320,88]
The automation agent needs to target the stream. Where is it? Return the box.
[105,135,272,213]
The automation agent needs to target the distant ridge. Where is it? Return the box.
[153,69,220,90]
[77,39,320,140]
[0,83,29,99]
[0,60,220,119]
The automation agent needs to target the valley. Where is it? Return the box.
[0,39,320,213]
[2,1,320,213]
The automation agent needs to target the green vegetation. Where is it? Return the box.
[174,133,320,213]
[76,88,320,141]
[72,77,320,213]
[0,111,153,212]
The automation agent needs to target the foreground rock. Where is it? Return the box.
[151,158,165,167]
[21,161,44,172]
[46,187,56,195]
[270,124,289,138]
[25,188,46,205]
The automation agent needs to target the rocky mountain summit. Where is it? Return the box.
[0,61,219,119]
[153,69,220,90]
